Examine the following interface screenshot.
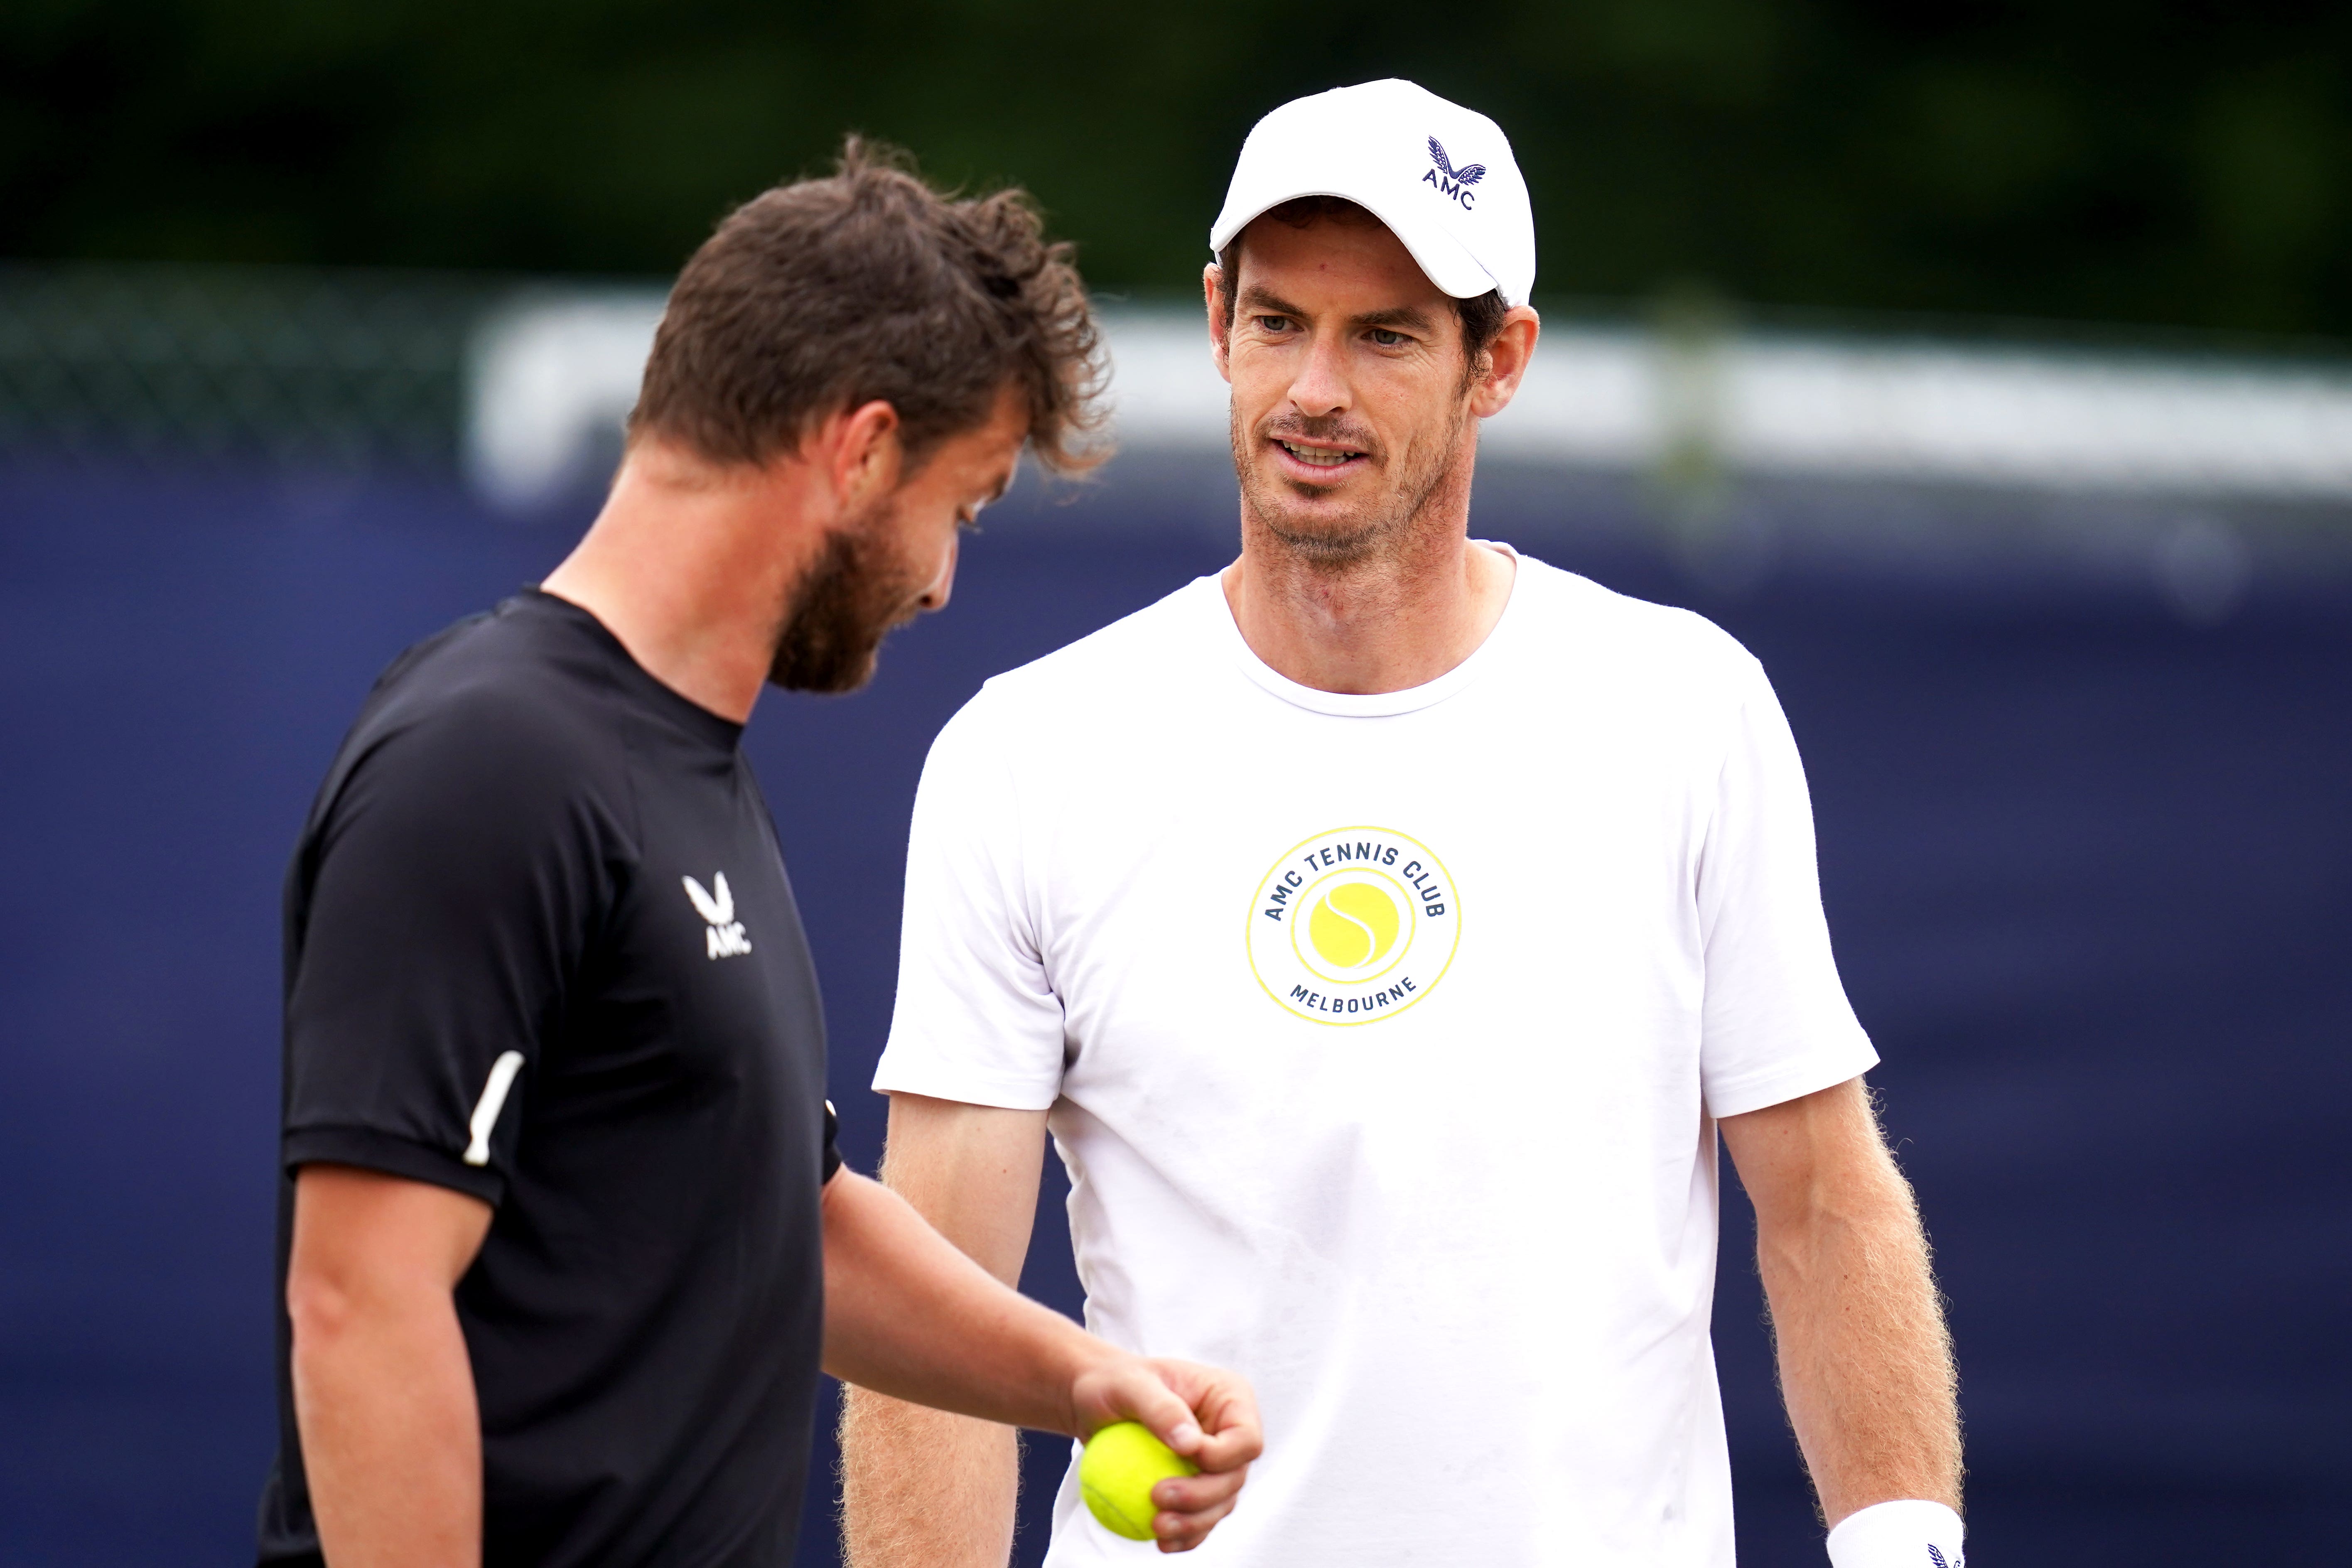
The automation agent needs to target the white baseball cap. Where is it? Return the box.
[1209,79,1536,308]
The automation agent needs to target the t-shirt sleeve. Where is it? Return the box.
[1695,657,1879,1119]
[871,697,1068,1111]
[282,702,610,1204]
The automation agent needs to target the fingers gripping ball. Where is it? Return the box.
[1080,1421,1199,1541]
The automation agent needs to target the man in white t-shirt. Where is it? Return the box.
[841,80,1964,1568]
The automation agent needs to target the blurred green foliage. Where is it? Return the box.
[3,0,2347,334]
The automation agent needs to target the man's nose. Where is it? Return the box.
[1285,329,1351,418]
[914,532,960,614]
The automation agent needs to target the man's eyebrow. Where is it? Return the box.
[1350,304,1438,334]
[1237,285,1311,320]
[1237,287,1437,336]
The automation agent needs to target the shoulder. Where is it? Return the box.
[1509,553,1765,695]
[931,576,1218,753]
[991,574,1215,701]
[321,605,628,836]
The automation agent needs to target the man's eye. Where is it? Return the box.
[1255,315,1292,332]
[1370,328,1406,347]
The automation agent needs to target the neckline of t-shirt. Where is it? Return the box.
[515,588,746,752]
[1208,541,1526,718]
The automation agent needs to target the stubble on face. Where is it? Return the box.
[1231,391,1469,572]
[765,495,925,694]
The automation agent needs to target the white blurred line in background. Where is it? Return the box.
[463,295,2352,515]
[464,290,666,512]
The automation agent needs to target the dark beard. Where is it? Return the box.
[1232,405,1467,568]
[766,509,921,694]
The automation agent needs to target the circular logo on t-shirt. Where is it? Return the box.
[1247,827,1460,1025]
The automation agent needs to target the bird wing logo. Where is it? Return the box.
[1427,137,1487,186]
[682,872,733,925]
[683,872,751,958]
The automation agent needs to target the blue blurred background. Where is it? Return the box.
[3,449,2346,1565]
[5,3,2352,1563]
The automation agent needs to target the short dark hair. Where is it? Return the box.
[631,137,1106,475]
[1214,196,1511,385]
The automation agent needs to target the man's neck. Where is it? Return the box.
[1222,506,1516,697]
[540,443,825,724]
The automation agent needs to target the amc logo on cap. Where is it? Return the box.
[1422,137,1487,210]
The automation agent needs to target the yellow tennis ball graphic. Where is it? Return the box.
[1308,881,1401,970]
[1080,1421,1198,1541]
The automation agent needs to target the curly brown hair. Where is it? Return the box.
[631,137,1107,476]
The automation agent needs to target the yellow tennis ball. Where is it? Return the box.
[1080,1421,1198,1542]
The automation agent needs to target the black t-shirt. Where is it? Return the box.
[258,591,841,1568]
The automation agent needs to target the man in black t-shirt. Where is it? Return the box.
[260,143,1261,1568]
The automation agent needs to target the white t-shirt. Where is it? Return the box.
[874,549,1877,1567]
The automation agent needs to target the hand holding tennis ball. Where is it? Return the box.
[1082,1421,1200,1541]
[1068,1356,1261,1551]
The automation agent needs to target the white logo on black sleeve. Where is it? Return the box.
[683,872,752,959]
[462,1050,527,1167]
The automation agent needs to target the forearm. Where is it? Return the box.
[822,1169,1110,1434]
[290,1281,482,1568]
[828,1100,1259,1557]
[839,1387,1021,1568]
[838,1094,1044,1568]
[1754,1148,1960,1520]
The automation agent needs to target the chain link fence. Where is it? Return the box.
[0,263,493,471]
[4,263,2350,550]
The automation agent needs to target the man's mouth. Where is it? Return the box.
[1276,439,1365,469]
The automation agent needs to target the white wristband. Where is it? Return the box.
[1825,1499,1966,1568]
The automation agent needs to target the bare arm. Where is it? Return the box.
[1720,1077,1961,1526]
[824,1115,1259,1556]
[287,1164,495,1568]
[839,1095,1052,1568]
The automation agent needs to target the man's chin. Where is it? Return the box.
[768,652,876,695]
[767,626,889,694]
[1259,509,1392,564]
[1243,485,1370,548]
[1281,475,1353,502]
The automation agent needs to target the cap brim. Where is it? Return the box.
[1210,188,1501,301]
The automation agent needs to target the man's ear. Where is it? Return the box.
[823,399,904,509]
[1468,307,1542,420]
[1203,264,1233,385]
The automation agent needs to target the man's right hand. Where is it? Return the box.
[822,1163,1263,1546]
[1068,1355,1261,1552]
